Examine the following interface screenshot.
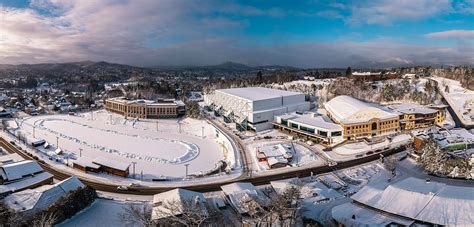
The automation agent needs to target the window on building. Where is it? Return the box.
[331,131,342,137]
[318,130,328,137]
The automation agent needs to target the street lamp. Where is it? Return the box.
[184,163,190,178]
[132,162,137,179]
[56,136,59,148]
[33,126,36,138]
[79,148,82,157]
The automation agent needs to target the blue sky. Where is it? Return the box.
[0,0,473,67]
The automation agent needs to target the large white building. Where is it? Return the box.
[204,87,310,131]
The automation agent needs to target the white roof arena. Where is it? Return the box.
[351,177,474,226]
[205,87,310,131]
[215,87,303,101]
[325,95,398,124]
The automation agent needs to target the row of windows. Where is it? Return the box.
[283,120,342,138]
[106,101,178,116]
[147,107,176,115]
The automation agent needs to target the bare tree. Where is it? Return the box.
[239,194,270,226]
[383,156,397,172]
[120,203,155,227]
[152,198,216,226]
[32,212,58,227]
[268,186,303,227]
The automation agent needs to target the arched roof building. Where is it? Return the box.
[324,96,400,139]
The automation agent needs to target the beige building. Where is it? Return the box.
[388,103,447,131]
[104,97,185,119]
[325,96,400,140]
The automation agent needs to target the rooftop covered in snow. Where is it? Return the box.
[278,113,342,131]
[325,95,398,124]
[92,157,130,171]
[216,87,303,102]
[388,103,439,115]
[151,188,207,220]
[4,176,84,214]
[0,160,44,182]
[351,177,474,226]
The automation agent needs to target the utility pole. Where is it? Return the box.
[141,170,143,181]
[132,162,137,179]
[79,148,82,157]
[184,163,189,178]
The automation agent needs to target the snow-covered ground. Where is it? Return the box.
[8,110,239,180]
[302,162,387,225]
[431,76,474,126]
[57,199,143,227]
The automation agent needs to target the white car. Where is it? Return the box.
[117,186,129,191]
[128,183,141,187]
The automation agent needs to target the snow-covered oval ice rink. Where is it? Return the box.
[12,110,236,180]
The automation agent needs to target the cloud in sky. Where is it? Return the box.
[346,0,452,25]
[0,0,473,67]
[425,29,474,39]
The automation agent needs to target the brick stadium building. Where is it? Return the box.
[104,97,185,119]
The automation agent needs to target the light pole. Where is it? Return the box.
[201,126,204,138]
[184,163,189,178]
[156,121,159,132]
[178,122,182,134]
[79,148,82,157]
[56,136,59,148]
[132,162,137,179]
[33,126,36,138]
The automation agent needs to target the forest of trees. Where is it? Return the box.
[417,140,472,179]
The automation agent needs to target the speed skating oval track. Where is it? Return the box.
[0,123,405,195]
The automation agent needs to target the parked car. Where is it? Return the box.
[117,186,129,191]
[128,183,141,187]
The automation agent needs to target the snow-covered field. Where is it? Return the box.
[9,110,238,180]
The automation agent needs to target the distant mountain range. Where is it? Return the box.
[0,61,299,73]
[153,61,299,72]
[0,61,143,71]
[0,61,305,81]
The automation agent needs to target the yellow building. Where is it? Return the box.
[388,103,447,131]
[104,97,186,119]
[324,96,400,140]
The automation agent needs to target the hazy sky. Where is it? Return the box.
[0,0,473,68]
